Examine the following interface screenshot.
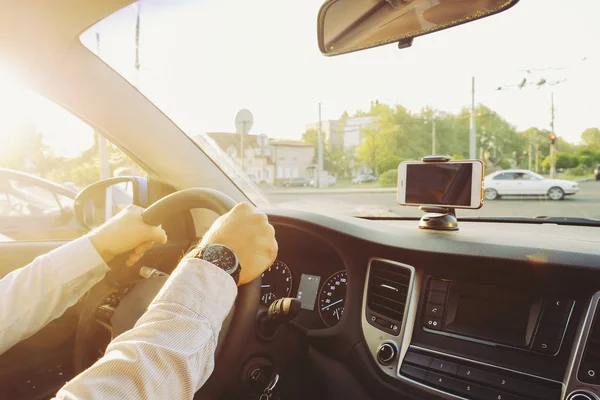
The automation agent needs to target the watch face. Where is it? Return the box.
[202,244,238,274]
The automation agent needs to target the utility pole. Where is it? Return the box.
[469,76,476,159]
[528,142,533,171]
[431,117,436,155]
[550,92,556,178]
[96,33,112,219]
[535,144,539,173]
[317,102,324,188]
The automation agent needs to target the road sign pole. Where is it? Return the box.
[235,109,254,175]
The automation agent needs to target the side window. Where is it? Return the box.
[0,91,146,242]
[494,173,514,180]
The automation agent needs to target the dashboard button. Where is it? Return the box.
[425,371,461,392]
[546,298,574,313]
[536,322,565,341]
[430,280,449,293]
[428,291,447,305]
[542,309,570,325]
[486,372,519,392]
[403,351,432,369]
[424,317,442,330]
[532,337,559,354]
[457,365,488,384]
[454,381,491,399]
[400,364,427,381]
[578,362,600,385]
[430,358,459,376]
[425,303,444,317]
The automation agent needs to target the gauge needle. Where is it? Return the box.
[261,284,272,288]
[321,299,343,311]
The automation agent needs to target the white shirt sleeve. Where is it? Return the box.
[0,236,109,356]
[54,258,238,399]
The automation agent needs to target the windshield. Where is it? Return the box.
[81,0,600,220]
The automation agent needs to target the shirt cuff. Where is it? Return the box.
[46,236,109,285]
[151,258,238,330]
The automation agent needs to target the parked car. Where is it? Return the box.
[0,168,85,241]
[484,169,580,201]
[283,177,310,187]
[352,174,377,184]
[595,164,599,180]
[310,175,336,187]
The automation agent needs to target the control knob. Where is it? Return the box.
[567,391,600,400]
[376,343,398,365]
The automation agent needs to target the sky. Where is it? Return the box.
[2,0,600,158]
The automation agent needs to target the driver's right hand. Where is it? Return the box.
[190,202,278,286]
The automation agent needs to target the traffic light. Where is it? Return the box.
[550,133,556,145]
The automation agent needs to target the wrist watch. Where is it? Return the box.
[195,244,241,284]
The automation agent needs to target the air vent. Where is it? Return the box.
[578,306,600,385]
[366,259,412,334]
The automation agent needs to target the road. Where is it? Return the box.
[265,180,600,219]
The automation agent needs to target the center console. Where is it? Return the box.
[361,258,600,400]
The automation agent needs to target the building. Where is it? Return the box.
[270,140,316,181]
[205,132,275,185]
[201,132,315,185]
[306,120,343,149]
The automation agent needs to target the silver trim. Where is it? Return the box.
[361,257,417,380]
[565,292,600,398]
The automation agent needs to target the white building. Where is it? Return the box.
[306,120,343,149]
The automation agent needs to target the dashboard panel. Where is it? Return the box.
[263,223,347,330]
[261,209,600,400]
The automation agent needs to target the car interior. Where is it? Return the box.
[0,1,600,400]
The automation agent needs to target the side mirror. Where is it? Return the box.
[317,0,519,56]
[74,177,148,230]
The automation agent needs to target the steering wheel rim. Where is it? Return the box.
[73,188,261,398]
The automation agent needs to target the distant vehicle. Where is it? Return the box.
[595,164,599,180]
[352,174,377,184]
[310,175,336,187]
[0,168,85,241]
[283,177,310,187]
[484,169,580,201]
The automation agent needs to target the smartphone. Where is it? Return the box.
[397,160,484,209]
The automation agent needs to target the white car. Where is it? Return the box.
[484,169,580,201]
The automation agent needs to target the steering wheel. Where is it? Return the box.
[73,188,261,398]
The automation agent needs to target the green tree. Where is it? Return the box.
[581,128,600,148]
[377,156,403,174]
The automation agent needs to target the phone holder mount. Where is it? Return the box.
[418,155,459,231]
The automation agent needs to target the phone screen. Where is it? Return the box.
[405,163,473,206]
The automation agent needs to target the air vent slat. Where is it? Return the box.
[367,260,411,324]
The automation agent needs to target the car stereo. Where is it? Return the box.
[422,279,574,355]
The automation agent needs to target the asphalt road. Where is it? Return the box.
[265,180,600,219]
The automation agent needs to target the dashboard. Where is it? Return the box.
[258,209,600,400]
[260,224,347,329]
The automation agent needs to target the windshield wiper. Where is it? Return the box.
[460,216,600,227]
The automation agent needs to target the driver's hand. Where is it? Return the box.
[88,205,168,265]
[192,202,277,286]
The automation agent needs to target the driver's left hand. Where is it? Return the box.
[88,205,168,265]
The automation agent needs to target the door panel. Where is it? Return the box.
[0,240,77,400]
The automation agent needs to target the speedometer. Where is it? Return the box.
[318,270,347,327]
[260,260,293,306]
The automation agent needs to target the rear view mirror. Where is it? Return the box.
[74,177,148,230]
[317,0,519,56]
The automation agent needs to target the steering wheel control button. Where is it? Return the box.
[457,365,488,384]
[424,316,442,330]
[376,343,397,365]
[403,351,432,369]
[425,304,444,317]
[430,359,459,376]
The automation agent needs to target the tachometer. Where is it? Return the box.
[260,260,293,306]
[318,270,347,327]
